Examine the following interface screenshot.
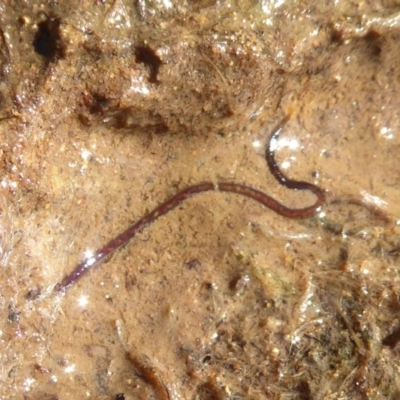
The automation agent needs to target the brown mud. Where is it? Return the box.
[1,1,400,399]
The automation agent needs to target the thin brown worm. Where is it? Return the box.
[56,117,325,292]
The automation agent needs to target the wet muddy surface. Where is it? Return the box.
[1,1,400,399]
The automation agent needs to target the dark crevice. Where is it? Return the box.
[33,16,65,61]
[382,325,400,348]
[135,45,162,84]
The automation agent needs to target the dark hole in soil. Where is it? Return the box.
[33,16,64,60]
[135,45,162,84]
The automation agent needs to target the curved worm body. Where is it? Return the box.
[56,117,325,292]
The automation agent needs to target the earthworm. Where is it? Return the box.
[56,116,325,292]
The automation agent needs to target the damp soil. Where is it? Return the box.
[1,1,400,399]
